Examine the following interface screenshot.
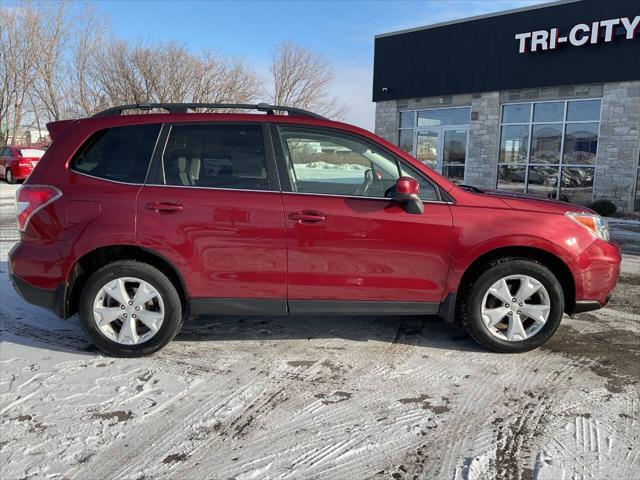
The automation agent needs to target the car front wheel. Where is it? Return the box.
[460,258,564,353]
[79,260,183,357]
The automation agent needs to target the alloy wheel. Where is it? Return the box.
[92,277,165,345]
[480,274,551,342]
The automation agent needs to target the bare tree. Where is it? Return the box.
[0,2,39,143]
[30,1,69,121]
[268,41,344,118]
[193,51,261,105]
[88,40,261,109]
[65,6,109,117]
[0,0,277,144]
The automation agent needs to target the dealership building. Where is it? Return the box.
[373,0,640,211]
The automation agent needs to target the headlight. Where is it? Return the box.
[565,212,610,242]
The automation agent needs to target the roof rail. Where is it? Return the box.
[91,102,327,120]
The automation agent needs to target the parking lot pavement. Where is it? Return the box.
[1,183,639,480]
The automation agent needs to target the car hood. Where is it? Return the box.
[477,188,594,215]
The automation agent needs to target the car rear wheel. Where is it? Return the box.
[460,258,564,353]
[5,168,14,184]
[79,260,183,357]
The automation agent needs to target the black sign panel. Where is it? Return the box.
[373,0,640,101]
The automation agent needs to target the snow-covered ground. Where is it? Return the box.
[1,182,639,480]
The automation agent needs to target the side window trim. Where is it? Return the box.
[146,122,280,192]
[273,124,442,202]
[270,123,295,193]
[147,123,172,186]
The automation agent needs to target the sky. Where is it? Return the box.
[66,0,548,130]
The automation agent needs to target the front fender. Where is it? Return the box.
[445,206,597,294]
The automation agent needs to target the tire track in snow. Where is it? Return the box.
[73,363,266,478]
[82,349,338,479]
[421,351,576,479]
[1,319,89,352]
[172,331,447,480]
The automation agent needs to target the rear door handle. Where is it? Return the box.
[146,201,183,213]
[289,211,326,223]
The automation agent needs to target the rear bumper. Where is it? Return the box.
[569,239,621,313]
[8,242,68,318]
[9,272,67,318]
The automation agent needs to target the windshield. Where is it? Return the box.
[17,149,45,158]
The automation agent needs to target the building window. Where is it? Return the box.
[497,99,601,205]
[398,107,470,183]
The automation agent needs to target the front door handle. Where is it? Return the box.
[289,210,326,223]
[146,201,183,213]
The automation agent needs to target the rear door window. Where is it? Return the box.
[70,124,160,183]
[160,124,269,191]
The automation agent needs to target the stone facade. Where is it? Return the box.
[596,81,640,211]
[466,92,500,189]
[374,81,640,211]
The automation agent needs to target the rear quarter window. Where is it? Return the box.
[70,124,160,183]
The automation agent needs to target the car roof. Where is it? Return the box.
[74,111,367,136]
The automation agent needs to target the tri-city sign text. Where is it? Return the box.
[515,16,639,53]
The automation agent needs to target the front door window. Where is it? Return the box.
[279,127,439,201]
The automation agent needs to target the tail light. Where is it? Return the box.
[16,185,62,232]
[18,158,32,167]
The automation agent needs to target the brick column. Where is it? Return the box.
[465,92,501,189]
[374,100,399,145]
[595,81,640,211]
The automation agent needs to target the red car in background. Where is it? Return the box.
[0,145,46,183]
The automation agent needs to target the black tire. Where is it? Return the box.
[6,168,14,184]
[459,258,564,353]
[79,260,183,357]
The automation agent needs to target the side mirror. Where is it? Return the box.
[393,177,424,214]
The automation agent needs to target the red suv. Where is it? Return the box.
[8,103,620,357]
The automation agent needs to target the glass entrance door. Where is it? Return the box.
[416,130,439,170]
[414,127,468,182]
[442,128,467,182]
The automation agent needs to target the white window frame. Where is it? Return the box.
[398,106,471,182]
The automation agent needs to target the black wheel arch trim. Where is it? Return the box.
[65,244,190,319]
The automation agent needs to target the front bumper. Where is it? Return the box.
[569,238,621,313]
[572,296,612,315]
